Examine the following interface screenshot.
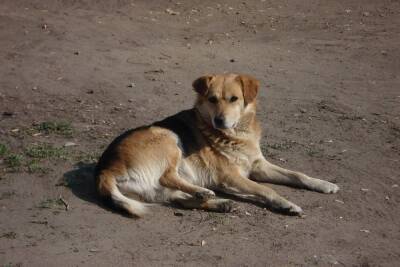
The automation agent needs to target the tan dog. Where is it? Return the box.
[95,74,339,217]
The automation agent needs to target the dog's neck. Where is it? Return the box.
[194,104,259,149]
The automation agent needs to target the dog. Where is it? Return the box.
[95,74,339,217]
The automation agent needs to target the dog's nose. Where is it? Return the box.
[214,117,224,128]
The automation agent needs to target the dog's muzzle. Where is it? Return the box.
[213,116,230,129]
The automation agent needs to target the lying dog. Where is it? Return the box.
[95,74,339,217]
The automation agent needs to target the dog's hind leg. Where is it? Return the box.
[250,158,339,194]
[170,191,235,213]
[159,167,216,201]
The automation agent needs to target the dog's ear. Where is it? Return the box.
[192,75,213,96]
[236,74,259,105]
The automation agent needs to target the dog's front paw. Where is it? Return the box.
[195,189,215,200]
[285,202,303,215]
[271,198,303,216]
[205,199,237,213]
[218,199,237,213]
[318,181,339,194]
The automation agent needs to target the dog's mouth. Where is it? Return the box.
[213,124,230,130]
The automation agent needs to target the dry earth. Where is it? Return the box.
[0,0,400,266]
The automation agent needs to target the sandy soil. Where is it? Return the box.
[1,0,399,266]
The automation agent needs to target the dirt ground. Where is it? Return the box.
[0,0,399,266]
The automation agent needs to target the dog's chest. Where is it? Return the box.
[179,141,259,187]
[217,141,258,174]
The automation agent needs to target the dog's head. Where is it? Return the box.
[193,74,259,130]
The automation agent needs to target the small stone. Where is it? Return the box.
[74,51,80,55]
[360,229,370,233]
[64,142,76,147]
[230,59,235,62]
[335,199,345,204]
[201,240,206,246]
[326,255,339,265]
[360,188,369,192]
[392,184,398,188]
[362,11,370,17]
[128,82,136,88]
[165,8,179,15]
[245,211,251,216]
[86,90,94,94]
[173,211,183,216]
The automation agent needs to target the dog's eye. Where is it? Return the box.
[208,96,218,104]
[230,96,238,103]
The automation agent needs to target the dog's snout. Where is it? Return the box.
[214,116,224,128]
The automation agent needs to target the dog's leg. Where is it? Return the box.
[250,158,339,193]
[219,173,302,215]
[159,168,215,200]
[170,191,235,213]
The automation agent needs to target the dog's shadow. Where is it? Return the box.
[63,162,97,203]
[62,162,121,215]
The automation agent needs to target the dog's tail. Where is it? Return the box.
[109,184,148,217]
[96,171,148,217]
